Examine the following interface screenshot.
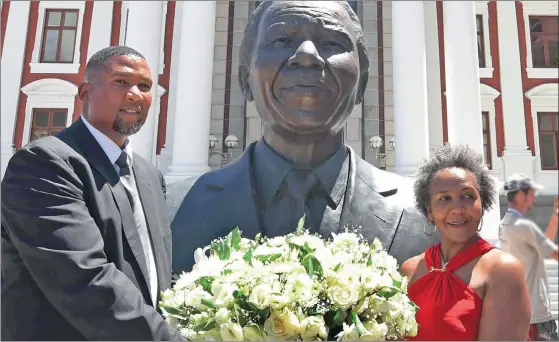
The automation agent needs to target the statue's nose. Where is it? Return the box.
[287,40,325,69]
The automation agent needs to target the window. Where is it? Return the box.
[40,9,78,63]
[30,108,68,141]
[481,111,492,169]
[529,16,558,68]
[476,15,486,68]
[537,112,558,170]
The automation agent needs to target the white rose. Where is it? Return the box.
[268,292,291,310]
[360,321,388,341]
[331,233,360,251]
[407,320,418,337]
[263,309,301,339]
[289,235,325,250]
[190,312,211,329]
[300,316,328,340]
[185,288,212,311]
[215,307,232,325]
[353,296,371,315]
[284,273,316,305]
[213,283,236,308]
[328,284,359,310]
[248,283,272,310]
[361,269,383,292]
[336,323,359,341]
[267,236,287,247]
[220,322,244,341]
[243,324,266,341]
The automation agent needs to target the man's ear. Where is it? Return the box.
[355,71,368,105]
[78,82,90,102]
[238,65,253,102]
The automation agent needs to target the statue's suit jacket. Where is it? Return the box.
[169,142,439,273]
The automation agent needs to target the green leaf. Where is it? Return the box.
[256,253,282,263]
[218,242,231,260]
[303,242,313,253]
[334,263,342,272]
[193,319,216,332]
[367,255,372,267]
[297,215,306,233]
[201,299,217,309]
[378,286,401,299]
[199,276,215,294]
[333,309,344,327]
[269,253,282,262]
[229,227,242,250]
[392,278,402,288]
[210,239,231,260]
[350,312,366,336]
[302,254,323,277]
[243,247,253,265]
[161,305,186,319]
[409,301,420,311]
[223,269,232,275]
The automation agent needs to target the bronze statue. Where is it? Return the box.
[168,1,438,272]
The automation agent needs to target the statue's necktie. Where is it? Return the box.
[283,168,320,232]
[115,151,158,306]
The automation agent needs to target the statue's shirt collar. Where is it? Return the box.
[252,138,348,209]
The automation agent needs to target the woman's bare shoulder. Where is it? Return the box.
[478,248,525,282]
[400,253,425,280]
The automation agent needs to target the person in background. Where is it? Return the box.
[401,144,531,341]
[1,46,184,341]
[499,173,558,341]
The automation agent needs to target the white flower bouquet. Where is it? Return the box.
[160,219,419,341]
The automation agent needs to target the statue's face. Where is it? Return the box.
[248,1,361,137]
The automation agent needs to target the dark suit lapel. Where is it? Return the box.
[340,147,403,249]
[200,146,261,239]
[68,120,151,292]
[131,158,165,299]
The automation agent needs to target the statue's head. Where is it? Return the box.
[239,1,369,141]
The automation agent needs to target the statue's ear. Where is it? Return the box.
[238,65,253,102]
[355,71,368,105]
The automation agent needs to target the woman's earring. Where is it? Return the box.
[424,221,437,236]
[477,217,484,232]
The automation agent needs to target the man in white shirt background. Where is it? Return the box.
[499,173,558,341]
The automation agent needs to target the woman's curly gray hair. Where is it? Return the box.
[413,144,497,218]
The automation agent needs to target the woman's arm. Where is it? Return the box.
[477,252,531,341]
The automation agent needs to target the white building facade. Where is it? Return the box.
[1,1,558,205]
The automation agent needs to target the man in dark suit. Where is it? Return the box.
[169,1,438,273]
[1,46,184,341]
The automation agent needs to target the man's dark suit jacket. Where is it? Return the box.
[170,142,439,273]
[1,119,183,341]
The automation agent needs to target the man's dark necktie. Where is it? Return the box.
[283,168,320,233]
[115,151,158,305]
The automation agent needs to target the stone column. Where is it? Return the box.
[124,1,163,164]
[1,1,31,180]
[392,1,430,177]
[164,1,216,183]
[496,1,534,178]
[423,1,444,152]
[443,1,500,246]
[443,1,483,153]
[86,2,113,61]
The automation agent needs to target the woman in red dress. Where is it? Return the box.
[401,145,531,341]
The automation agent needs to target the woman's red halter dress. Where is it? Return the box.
[407,238,495,341]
